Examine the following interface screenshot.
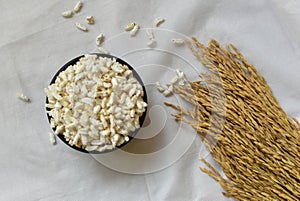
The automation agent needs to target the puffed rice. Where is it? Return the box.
[163,86,173,97]
[45,55,147,152]
[171,38,184,45]
[156,82,165,93]
[74,1,83,13]
[124,22,136,31]
[16,93,30,102]
[96,33,104,46]
[146,30,156,47]
[130,24,139,36]
[86,16,95,24]
[49,132,56,145]
[146,30,154,40]
[156,69,187,96]
[154,17,165,27]
[75,22,88,32]
[61,10,73,18]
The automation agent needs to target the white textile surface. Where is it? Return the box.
[1,0,300,200]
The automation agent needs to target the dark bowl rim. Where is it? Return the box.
[45,53,148,154]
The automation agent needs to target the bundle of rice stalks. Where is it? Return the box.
[166,38,300,200]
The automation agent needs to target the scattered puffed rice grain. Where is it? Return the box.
[172,38,184,45]
[156,82,165,93]
[154,17,165,27]
[61,10,73,18]
[16,93,30,102]
[147,39,156,47]
[74,1,83,13]
[170,76,179,84]
[163,85,173,97]
[86,16,94,24]
[146,30,156,47]
[124,22,136,31]
[49,132,56,145]
[176,69,183,77]
[163,89,173,97]
[146,30,154,40]
[96,33,104,46]
[97,46,110,54]
[175,69,187,85]
[171,38,184,46]
[178,80,185,86]
[130,24,139,36]
[75,22,88,32]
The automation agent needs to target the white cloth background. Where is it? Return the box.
[1,0,300,200]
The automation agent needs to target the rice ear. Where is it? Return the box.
[166,38,300,201]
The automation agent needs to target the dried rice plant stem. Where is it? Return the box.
[166,38,300,201]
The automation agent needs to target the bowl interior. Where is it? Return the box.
[46,53,148,154]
